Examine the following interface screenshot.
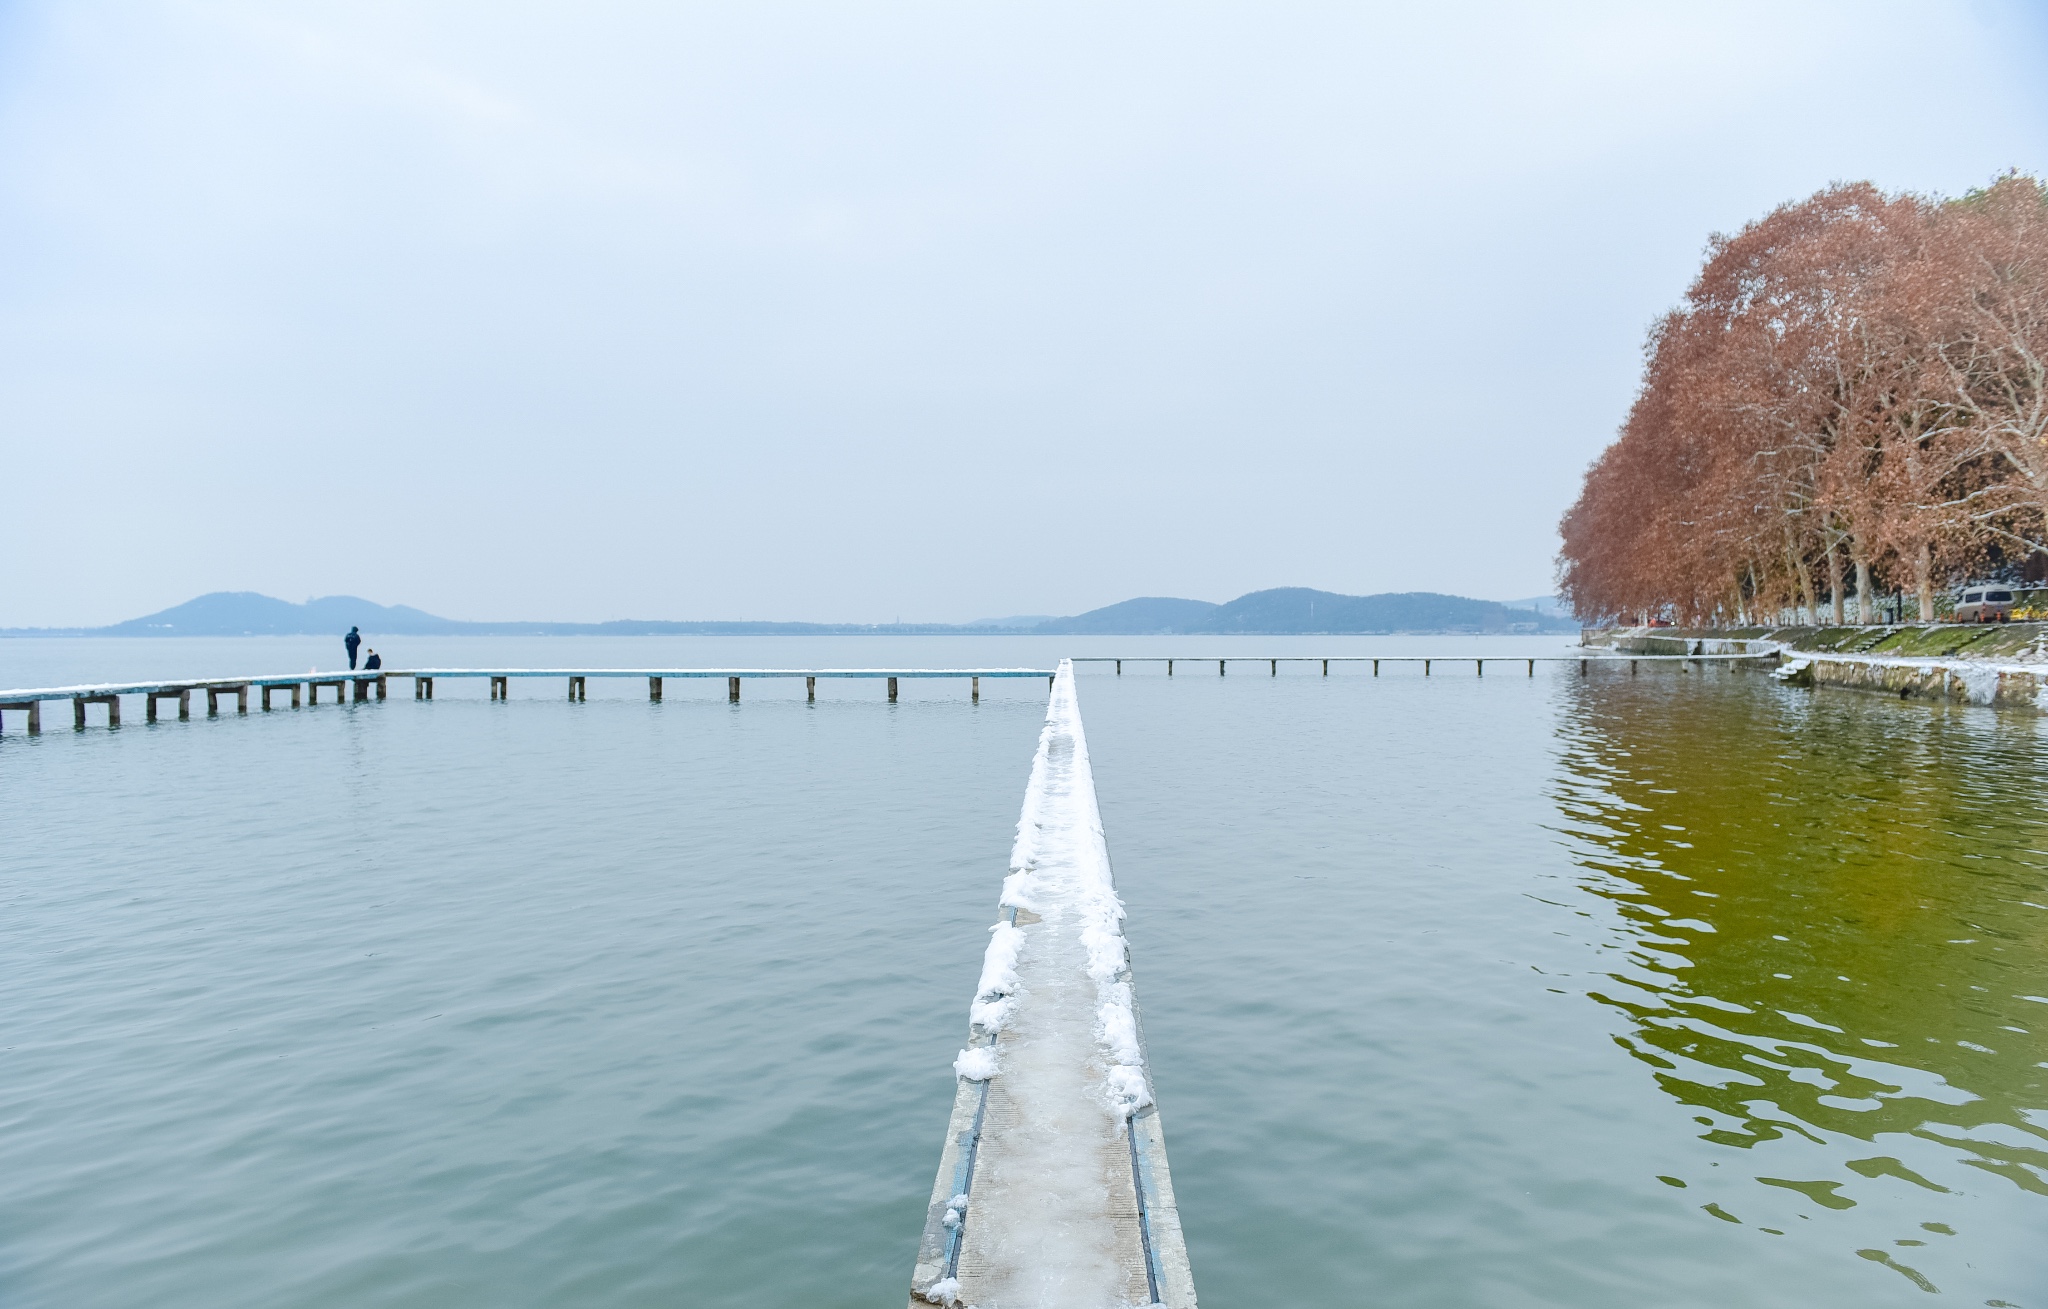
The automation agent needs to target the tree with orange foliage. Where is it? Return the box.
[1559,176,2047,626]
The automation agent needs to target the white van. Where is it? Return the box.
[1953,587,2015,622]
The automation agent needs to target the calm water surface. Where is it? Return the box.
[1,636,2041,1306]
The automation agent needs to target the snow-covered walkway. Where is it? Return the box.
[910,660,1194,1309]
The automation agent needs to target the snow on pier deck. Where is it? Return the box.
[911,660,1195,1309]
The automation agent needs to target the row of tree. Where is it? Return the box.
[1557,174,2048,625]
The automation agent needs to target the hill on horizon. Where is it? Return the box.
[2,587,1577,637]
[1030,588,1574,635]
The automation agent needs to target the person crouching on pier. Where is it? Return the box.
[345,626,362,669]
[363,649,382,671]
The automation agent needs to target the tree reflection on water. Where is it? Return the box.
[1550,669,2046,1293]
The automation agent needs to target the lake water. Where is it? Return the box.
[1,635,2042,1307]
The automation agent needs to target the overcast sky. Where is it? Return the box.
[3,2,2044,626]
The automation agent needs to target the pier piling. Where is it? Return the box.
[0,700,42,734]
[146,689,191,721]
[888,676,899,703]
[971,676,979,702]
[807,676,816,702]
[72,694,119,729]
[568,676,586,702]
[490,676,507,701]
[728,677,740,703]
[206,685,249,715]
[648,677,662,702]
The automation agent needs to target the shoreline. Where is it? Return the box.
[1586,624,2048,709]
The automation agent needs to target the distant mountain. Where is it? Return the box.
[102,592,467,636]
[1033,588,1577,635]
[4,586,1579,638]
[1033,597,1225,635]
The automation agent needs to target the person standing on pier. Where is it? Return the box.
[344,626,362,670]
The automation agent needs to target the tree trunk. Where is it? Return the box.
[1853,536,1874,625]
[1915,540,1935,622]
[1787,535,1818,626]
[1827,543,1845,626]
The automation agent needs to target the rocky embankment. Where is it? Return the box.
[1585,623,2048,709]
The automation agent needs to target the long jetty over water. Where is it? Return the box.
[0,668,1056,732]
[1073,653,1777,676]
[0,655,1780,735]
[911,659,1195,1309]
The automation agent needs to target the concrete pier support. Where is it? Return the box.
[728,676,740,703]
[73,694,120,729]
[971,676,979,703]
[206,685,249,715]
[261,683,302,710]
[0,699,42,734]
[490,677,508,701]
[146,689,192,721]
[568,676,587,701]
[649,677,662,702]
[807,676,816,702]
[888,676,898,703]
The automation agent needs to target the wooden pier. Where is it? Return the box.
[0,668,1056,734]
